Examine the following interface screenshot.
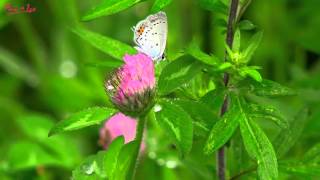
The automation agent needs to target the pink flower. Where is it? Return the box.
[99,113,145,152]
[105,53,156,116]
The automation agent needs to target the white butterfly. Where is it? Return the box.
[132,11,167,61]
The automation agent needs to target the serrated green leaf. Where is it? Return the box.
[233,29,241,52]
[174,99,218,136]
[158,56,203,95]
[203,95,240,154]
[186,41,221,66]
[279,161,320,176]
[49,107,116,136]
[155,101,193,157]
[71,27,136,60]
[273,108,309,157]
[238,20,256,30]
[242,31,263,63]
[239,67,262,82]
[250,79,296,97]
[238,98,278,180]
[247,103,288,129]
[151,0,172,12]
[82,0,142,21]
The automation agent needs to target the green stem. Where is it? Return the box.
[128,113,147,180]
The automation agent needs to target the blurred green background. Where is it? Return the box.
[0,0,319,179]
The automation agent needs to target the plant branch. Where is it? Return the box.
[128,113,147,180]
[217,0,239,180]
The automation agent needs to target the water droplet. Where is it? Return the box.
[82,163,94,175]
[165,160,178,169]
[154,104,162,112]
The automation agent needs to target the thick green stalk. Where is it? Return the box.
[127,113,147,180]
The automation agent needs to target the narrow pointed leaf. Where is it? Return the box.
[250,79,296,97]
[71,27,136,60]
[204,95,240,154]
[151,0,172,12]
[82,0,142,21]
[242,31,263,63]
[186,41,221,66]
[49,107,116,136]
[158,56,203,95]
[238,98,278,179]
[248,103,288,129]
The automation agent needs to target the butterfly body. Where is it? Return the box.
[132,12,167,61]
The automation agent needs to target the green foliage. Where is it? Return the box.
[242,31,263,63]
[186,41,221,66]
[0,47,38,86]
[247,103,288,129]
[72,137,139,180]
[49,107,116,136]
[155,100,193,157]
[158,56,203,95]
[7,114,80,171]
[198,0,228,14]
[248,79,296,97]
[151,0,173,13]
[238,98,278,180]
[82,0,142,21]
[239,66,263,82]
[71,27,136,60]
[174,99,217,136]
[238,20,256,30]
[279,161,320,177]
[273,108,309,157]
[203,95,240,154]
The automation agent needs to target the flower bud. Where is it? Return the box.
[105,53,156,117]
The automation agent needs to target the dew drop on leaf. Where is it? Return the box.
[154,104,162,112]
[82,163,94,175]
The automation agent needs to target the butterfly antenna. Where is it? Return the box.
[131,26,135,32]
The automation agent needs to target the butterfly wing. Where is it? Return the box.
[133,12,167,61]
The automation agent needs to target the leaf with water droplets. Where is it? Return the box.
[158,56,203,95]
[238,97,278,179]
[49,107,116,136]
[250,79,296,97]
[247,103,288,129]
[203,94,240,154]
[155,100,193,157]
